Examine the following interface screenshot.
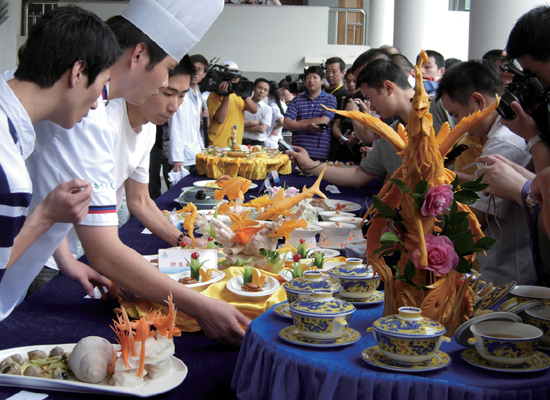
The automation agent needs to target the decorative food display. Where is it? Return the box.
[330,50,500,335]
[239,265,268,292]
[1,347,69,379]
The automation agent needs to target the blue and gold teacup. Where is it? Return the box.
[327,264,378,299]
[368,307,450,363]
[524,305,550,345]
[468,321,542,365]
[283,270,341,304]
[289,290,355,340]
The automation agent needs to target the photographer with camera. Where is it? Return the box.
[206,60,257,147]
[283,66,337,159]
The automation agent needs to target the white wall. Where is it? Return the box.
[0,0,21,73]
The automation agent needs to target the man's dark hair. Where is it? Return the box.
[325,57,345,72]
[436,61,504,105]
[190,54,209,69]
[507,5,550,62]
[418,50,445,69]
[254,77,270,88]
[15,6,121,88]
[169,54,195,77]
[390,54,414,76]
[357,59,411,91]
[445,58,462,70]
[106,15,168,72]
[350,48,391,74]
[304,65,325,80]
[346,65,356,76]
[482,49,503,63]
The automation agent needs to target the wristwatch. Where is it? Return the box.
[525,192,539,210]
[526,134,544,153]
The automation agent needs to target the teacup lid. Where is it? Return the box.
[283,273,342,295]
[372,307,446,337]
[326,265,374,279]
[289,290,355,316]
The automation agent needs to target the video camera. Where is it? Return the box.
[285,73,306,94]
[199,64,253,98]
[497,61,550,139]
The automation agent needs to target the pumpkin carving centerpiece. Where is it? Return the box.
[329,50,498,335]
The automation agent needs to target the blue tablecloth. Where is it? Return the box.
[232,302,550,400]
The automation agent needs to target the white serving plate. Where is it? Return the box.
[318,211,355,221]
[0,343,187,397]
[169,269,225,292]
[323,200,362,213]
[225,275,280,300]
[193,180,221,189]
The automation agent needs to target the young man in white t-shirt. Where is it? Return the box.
[243,78,272,146]
[1,1,250,346]
[437,61,536,285]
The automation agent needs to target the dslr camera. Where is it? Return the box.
[199,64,253,98]
[497,61,550,139]
[285,73,306,94]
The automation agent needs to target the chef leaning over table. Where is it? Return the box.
[0,0,251,347]
[0,8,120,279]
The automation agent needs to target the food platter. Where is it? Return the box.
[192,180,257,189]
[0,344,187,397]
[323,200,362,213]
[169,270,225,292]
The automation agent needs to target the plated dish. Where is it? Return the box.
[361,346,450,372]
[278,326,361,348]
[192,180,257,190]
[0,344,187,397]
[323,200,362,213]
[225,275,280,300]
[169,269,225,292]
[461,347,550,373]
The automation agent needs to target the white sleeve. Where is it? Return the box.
[167,105,185,164]
[129,124,156,184]
[261,105,272,127]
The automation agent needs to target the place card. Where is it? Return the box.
[158,248,218,274]
[6,391,48,400]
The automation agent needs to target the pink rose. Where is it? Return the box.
[381,221,404,255]
[421,184,453,218]
[412,235,459,275]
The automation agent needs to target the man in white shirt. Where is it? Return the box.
[0,6,119,278]
[438,61,536,285]
[167,54,209,173]
[243,78,272,146]
[1,0,250,346]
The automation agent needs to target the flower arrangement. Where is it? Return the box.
[372,175,496,289]
[329,50,500,335]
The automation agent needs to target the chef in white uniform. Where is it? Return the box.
[1,0,251,347]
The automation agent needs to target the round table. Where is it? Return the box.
[231,301,550,400]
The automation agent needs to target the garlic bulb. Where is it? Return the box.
[68,336,113,383]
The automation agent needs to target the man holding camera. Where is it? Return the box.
[283,66,337,159]
[207,61,258,147]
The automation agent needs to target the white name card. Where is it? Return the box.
[158,248,218,274]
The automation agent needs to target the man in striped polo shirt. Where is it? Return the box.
[283,66,337,159]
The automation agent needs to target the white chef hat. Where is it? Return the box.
[222,60,239,70]
[122,0,223,61]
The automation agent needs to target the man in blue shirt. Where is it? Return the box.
[283,66,337,159]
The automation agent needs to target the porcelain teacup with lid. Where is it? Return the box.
[289,290,356,340]
[367,307,450,363]
[282,270,342,304]
[327,259,378,299]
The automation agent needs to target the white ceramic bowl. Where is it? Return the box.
[524,305,550,344]
[317,222,356,249]
[318,211,355,221]
[468,321,542,365]
[329,216,364,240]
[286,225,323,249]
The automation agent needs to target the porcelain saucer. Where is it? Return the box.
[272,302,292,319]
[278,326,361,348]
[361,346,450,372]
[336,290,384,305]
[499,298,543,314]
[472,280,516,315]
[461,347,550,372]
